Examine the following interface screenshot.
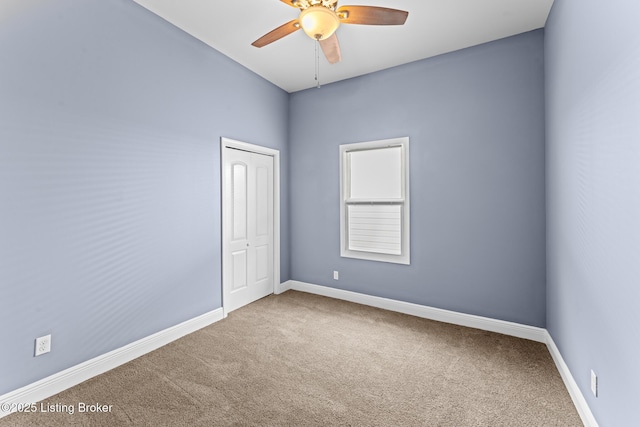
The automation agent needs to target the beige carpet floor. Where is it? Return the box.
[2,290,582,426]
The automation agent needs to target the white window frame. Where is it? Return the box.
[340,137,410,265]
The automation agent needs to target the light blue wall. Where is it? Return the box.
[289,30,546,327]
[0,0,288,395]
[545,1,640,425]
[11,3,636,424]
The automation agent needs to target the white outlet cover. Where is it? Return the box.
[590,369,597,397]
[333,271,339,280]
[35,334,51,356]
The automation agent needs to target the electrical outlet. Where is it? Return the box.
[333,271,339,280]
[35,334,51,356]
[591,369,598,397]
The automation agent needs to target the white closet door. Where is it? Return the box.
[223,148,274,313]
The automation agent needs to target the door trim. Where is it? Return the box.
[221,137,280,317]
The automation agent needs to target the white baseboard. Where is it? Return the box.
[275,280,293,295]
[287,280,547,342]
[545,332,599,427]
[0,308,224,419]
[284,281,597,426]
[2,285,598,427]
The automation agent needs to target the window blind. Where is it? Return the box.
[347,204,402,255]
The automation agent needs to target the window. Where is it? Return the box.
[340,137,410,265]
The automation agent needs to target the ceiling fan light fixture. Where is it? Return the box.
[299,6,340,40]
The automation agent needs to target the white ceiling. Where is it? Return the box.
[132,0,554,93]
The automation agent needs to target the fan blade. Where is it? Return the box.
[336,6,408,25]
[252,19,300,48]
[320,33,341,64]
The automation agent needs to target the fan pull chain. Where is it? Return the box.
[315,39,321,88]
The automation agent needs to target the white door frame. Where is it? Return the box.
[221,137,281,317]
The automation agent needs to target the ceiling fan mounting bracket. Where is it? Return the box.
[291,0,338,11]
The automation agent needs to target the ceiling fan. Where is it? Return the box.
[251,0,409,64]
